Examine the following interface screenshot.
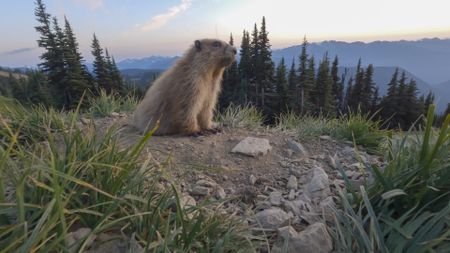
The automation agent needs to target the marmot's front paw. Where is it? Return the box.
[204,127,222,134]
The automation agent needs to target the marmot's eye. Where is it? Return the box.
[212,41,221,48]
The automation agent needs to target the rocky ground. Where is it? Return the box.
[75,113,383,252]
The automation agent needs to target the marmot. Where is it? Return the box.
[130,39,237,135]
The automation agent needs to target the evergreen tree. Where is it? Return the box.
[348,58,364,111]
[396,71,407,128]
[220,33,239,110]
[403,79,421,127]
[361,64,375,112]
[104,48,124,94]
[63,16,92,107]
[287,58,297,111]
[275,57,289,114]
[424,91,435,114]
[237,30,251,104]
[343,77,353,111]
[238,30,252,81]
[371,86,379,113]
[331,55,343,113]
[257,16,275,109]
[304,56,316,113]
[298,36,309,113]
[313,54,334,115]
[91,34,112,93]
[249,23,260,105]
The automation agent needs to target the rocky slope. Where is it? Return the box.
[78,114,382,252]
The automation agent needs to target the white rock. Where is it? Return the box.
[110,112,120,117]
[231,137,272,157]
[288,189,296,201]
[215,186,227,200]
[269,191,283,206]
[253,208,291,230]
[80,117,92,125]
[319,135,332,141]
[305,167,331,203]
[286,175,298,190]
[249,174,257,185]
[271,223,333,253]
[287,139,309,156]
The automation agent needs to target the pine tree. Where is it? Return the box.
[343,77,353,111]
[298,36,309,113]
[424,91,435,114]
[371,86,379,113]
[331,55,343,113]
[63,16,92,107]
[313,54,334,115]
[275,57,289,114]
[237,30,251,104]
[105,48,124,94]
[361,64,375,112]
[304,56,316,113]
[238,30,252,81]
[403,79,421,127]
[348,58,364,111]
[287,58,297,111]
[396,71,408,128]
[91,34,112,93]
[220,33,239,110]
[34,0,67,107]
[257,16,275,109]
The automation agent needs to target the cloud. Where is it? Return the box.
[138,0,193,32]
[2,47,36,56]
[72,0,104,10]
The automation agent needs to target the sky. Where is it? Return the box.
[1,0,450,67]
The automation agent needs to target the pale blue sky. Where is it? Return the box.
[1,0,450,67]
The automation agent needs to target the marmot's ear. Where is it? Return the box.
[194,40,202,51]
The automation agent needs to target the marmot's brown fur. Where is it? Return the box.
[130,39,237,135]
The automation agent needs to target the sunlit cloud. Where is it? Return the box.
[72,0,104,10]
[137,0,193,32]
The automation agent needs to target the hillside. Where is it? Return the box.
[121,68,162,87]
[272,38,450,85]
[117,56,179,70]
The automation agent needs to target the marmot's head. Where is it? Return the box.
[192,39,237,68]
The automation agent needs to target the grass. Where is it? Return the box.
[0,97,255,252]
[275,109,387,153]
[330,105,450,252]
[216,104,264,129]
[88,89,139,117]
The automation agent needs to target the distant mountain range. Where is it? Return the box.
[117,38,450,113]
[117,56,179,70]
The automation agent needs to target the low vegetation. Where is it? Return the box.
[1,93,448,251]
[0,97,255,252]
[330,105,450,252]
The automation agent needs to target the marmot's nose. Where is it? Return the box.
[232,47,237,55]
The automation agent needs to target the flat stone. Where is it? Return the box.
[319,135,332,141]
[190,185,211,196]
[286,175,298,190]
[269,191,283,206]
[195,179,217,188]
[287,139,309,156]
[253,208,291,230]
[67,227,95,252]
[231,137,272,157]
[271,223,333,253]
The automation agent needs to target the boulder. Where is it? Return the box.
[231,137,272,157]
